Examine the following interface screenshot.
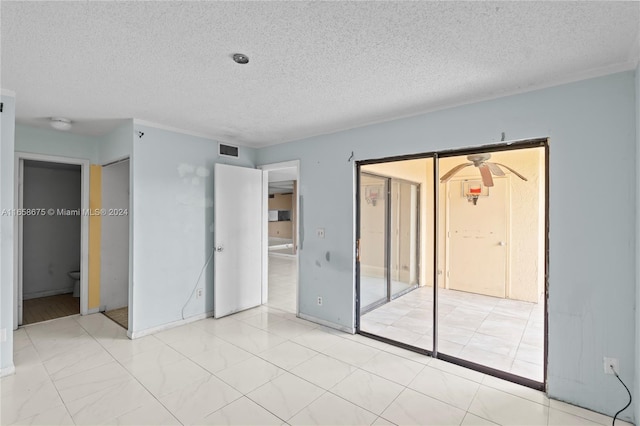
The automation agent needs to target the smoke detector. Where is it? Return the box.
[232,53,249,64]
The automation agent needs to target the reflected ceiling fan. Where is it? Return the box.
[440,153,527,187]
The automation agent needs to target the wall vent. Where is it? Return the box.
[218,143,239,158]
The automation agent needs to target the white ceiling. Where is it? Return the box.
[2,1,639,148]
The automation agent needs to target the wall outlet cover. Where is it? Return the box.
[316,228,325,238]
[603,357,619,375]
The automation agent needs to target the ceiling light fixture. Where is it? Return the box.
[50,117,72,131]
[232,53,249,64]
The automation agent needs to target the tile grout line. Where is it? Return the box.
[29,319,96,422]
[180,312,328,423]
[72,315,185,425]
[227,328,385,422]
[461,374,488,425]
[10,326,77,425]
[9,311,624,426]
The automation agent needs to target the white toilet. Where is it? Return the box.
[68,271,80,297]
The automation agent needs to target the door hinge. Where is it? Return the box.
[0,102,3,113]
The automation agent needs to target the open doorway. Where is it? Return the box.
[356,140,547,388]
[100,159,130,330]
[261,161,300,315]
[15,153,90,326]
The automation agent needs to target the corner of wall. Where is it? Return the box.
[98,119,135,165]
[634,64,640,425]
[1,93,17,373]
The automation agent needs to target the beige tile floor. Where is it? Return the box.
[2,310,632,425]
[361,285,544,382]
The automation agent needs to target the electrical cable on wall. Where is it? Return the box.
[181,250,214,320]
[609,364,632,425]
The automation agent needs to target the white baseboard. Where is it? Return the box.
[127,311,213,339]
[23,287,75,300]
[0,364,16,378]
[298,312,355,334]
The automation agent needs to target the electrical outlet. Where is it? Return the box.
[317,296,323,306]
[604,357,619,374]
[316,228,325,239]
[196,288,203,299]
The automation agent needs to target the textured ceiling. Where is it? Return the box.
[2,1,639,147]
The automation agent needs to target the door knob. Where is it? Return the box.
[215,246,224,252]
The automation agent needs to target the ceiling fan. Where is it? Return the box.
[440,153,527,187]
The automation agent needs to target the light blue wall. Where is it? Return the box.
[1,95,16,374]
[99,121,133,165]
[635,64,639,425]
[257,71,637,421]
[129,124,256,335]
[15,124,100,163]
[15,121,135,165]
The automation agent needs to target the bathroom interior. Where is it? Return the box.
[22,160,82,325]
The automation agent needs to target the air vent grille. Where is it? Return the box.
[219,143,239,158]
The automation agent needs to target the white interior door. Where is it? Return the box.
[447,177,509,298]
[214,164,263,318]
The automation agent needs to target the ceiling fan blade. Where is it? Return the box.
[494,163,528,181]
[440,163,472,183]
[479,164,494,187]
[487,162,505,177]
